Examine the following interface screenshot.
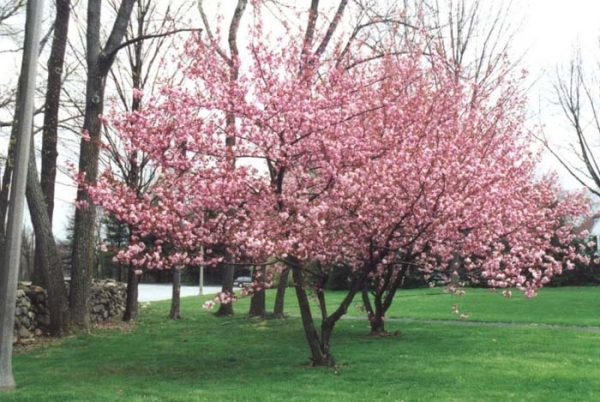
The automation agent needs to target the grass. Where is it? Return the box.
[3,286,600,401]
[323,286,600,326]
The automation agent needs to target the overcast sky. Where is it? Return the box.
[3,1,600,237]
[518,0,600,189]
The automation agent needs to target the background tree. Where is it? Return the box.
[198,0,248,317]
[105,0,194,321]
[550,47,600,196]
[69,0,136,331]
[31,0,71,288]
[18,226,33,280]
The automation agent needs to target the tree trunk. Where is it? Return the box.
[70,67,107,329]
[215,262,234,316]
[291,266,335,366]
[273,267,289,318]
[363,265,407,334]
[32,0,71,289]
[249,266,265,317]
[169,268,181,319]
[0,115,19,247]
[26,144,71,336]
[122,263,138,321]
[70,0,136,331]
[362,287,380,333]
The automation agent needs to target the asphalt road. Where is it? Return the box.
[137,284,222,302]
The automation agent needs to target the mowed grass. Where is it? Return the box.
[318,286,600,326]
[3,286,600,401]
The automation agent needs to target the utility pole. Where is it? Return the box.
[0,0,44,390]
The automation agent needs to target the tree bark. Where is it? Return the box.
[215,262,234,316]
[363,265,407,334]
[169,267,181,319]
[32,0,71,288]
[0,114,19,247]
[248,266,266,317]
[122,263,138,321]
[26,144,71,336]
[70,0,136,331]
[273,267,289,318]
[292,266,335,367]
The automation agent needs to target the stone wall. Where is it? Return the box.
[14,279,127,345]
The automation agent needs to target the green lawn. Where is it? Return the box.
[4,286,600,401]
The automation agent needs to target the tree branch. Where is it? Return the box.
[105,28,202,61]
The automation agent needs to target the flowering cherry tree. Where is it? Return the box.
[87,3,589,366]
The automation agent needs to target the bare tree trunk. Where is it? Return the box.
[0,116,19,246]
[169,268,181,319]
[122,263,138,321]
[363,265,407,334]
[215,262,234,316]
[248,266,266,317]
[70,0,136,331]
[26,144,70,336]
[32,0,71,288]
[273,267,289,318]
[292,266,335,367]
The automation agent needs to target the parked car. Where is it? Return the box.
[233,276,252,288]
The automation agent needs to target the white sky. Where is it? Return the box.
[3,1,600,238]
[518,0,600,189]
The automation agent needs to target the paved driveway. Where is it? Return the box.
[138,284,222,302]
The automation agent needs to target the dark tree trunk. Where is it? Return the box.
[69,73,105,330]
[122,263,138,321]
[215,263,234,316]
[249,266,266,317]
[292,266,335,367]
[273,267,289,318]
[169,268,181,319]
[32,0,71,289]
[292,260,367,366]
[363,265,408,334]
[31,246,46,288]
[364,293,386,334]
[70,0,136,331]
[0,117,19,246]
[26,144,70,336]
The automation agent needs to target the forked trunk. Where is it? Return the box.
[368,315,386,334]
[70,0,136,332]
[292,267,335,366]
[362,287,386,334]
[362,265,407,334]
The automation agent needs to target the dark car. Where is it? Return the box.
[233,276,253,288]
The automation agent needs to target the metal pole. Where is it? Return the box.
[0,0,44,391]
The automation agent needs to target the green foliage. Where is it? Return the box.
[5,287,600,401]
[324,264,351,290]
